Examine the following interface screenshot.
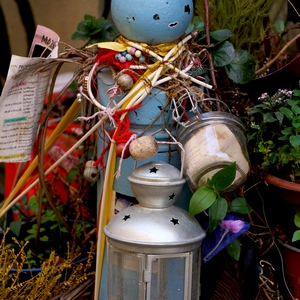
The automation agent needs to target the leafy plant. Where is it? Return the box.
[8,196,93,268]
[247,87,300,181]
[189,162,252,260]
[194,0,274,58]
[186,16,256,84]
[71,14,119,46]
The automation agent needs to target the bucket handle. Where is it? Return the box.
[172,90,232,128]
[132,128,185,179]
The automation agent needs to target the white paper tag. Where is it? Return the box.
[0,25,60,162]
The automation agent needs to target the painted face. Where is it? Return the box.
[111,0,194,45]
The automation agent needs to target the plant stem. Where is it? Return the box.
[256,32,300,75]
[203,229,229,261]
[203,0,219,97]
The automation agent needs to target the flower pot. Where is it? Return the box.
[278,240,300,300]
[9,256,88,283]
[261,171,300,213]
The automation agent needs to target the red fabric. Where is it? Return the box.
[93,103,141,168]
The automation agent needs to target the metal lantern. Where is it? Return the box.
[104,161,206,300]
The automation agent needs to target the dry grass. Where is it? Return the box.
[0,229,95,300]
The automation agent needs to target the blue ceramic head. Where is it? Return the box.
[111,0,194,45]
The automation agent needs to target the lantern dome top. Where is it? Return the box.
[128,161,186,208]
[104,204,205,253]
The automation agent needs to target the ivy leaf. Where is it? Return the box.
[224,49,256,84]
[189,186,217,216]
[212,162,236,191]
[210,29,233,42]
[226,239,241,260]
[290,135,300,147]
[229,197,252,214]
[208,197,228,232]
[212,41,235,67]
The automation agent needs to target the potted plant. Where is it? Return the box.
[247,86,300,299]
[247,87,300,200]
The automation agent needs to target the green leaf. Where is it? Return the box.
[226,239,241,260]
[212,162,236,191]
[210,29,233,42]
[279,107,294,119]
[46,209,54,217]
[66,168,79,183]
[294,211,300,228]
[212,41,235,67]
[281,127,293,135]
[50,224,58,230]
[293,89,300,97]
[189,16,205,33]
[9,221,22,236]
[206,178,214,189]
[292,120,300,128]
[208,197,228,232]
[60,227,68,233]
[224,49,256,84]
[292,105,300,115]
[263,112,277,122]
[189,186,217,216]
[274,111,284,123]
[274,20,285,33]
[40,235,49,242]
[229,197,252,214]
[25,234,35,241]
[290,135,300,147]
[292,230,300,242]
[27,228,37,234]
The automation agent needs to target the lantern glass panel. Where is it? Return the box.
[149,255,185,299]
[108,244,145,300]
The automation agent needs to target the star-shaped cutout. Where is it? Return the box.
[122,215,131,221]
[170,218,179,225]
[169,193,175,201]
[149,167,159,173]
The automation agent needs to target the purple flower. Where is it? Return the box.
[220,220,245,233]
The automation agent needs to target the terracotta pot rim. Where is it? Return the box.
[278,239,300,253]
[261,171,300,192]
